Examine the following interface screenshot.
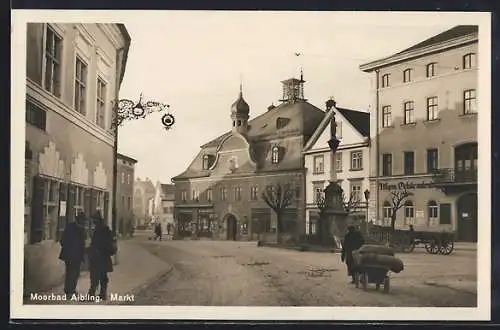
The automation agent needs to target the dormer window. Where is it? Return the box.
[276,117,290,129]
[403,69,412,83]
[203,155,210,170]
[271,146,280,164]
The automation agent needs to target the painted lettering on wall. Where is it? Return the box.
[379,181,434,191]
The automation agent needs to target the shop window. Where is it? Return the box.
[383,201,392,226]
[428,200,439,226]
[404,200,415,226]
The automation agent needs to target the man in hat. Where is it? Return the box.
[341,225,365,283]
[59,212,87,296]
[87,212,116,300]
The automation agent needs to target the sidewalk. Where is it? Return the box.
[24,239,172,305]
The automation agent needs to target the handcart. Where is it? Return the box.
[354,264,391,293]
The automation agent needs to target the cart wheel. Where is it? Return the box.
[383,276,390,293]
[439,242,454,255]
[362,273,368,291]
[424,242,433,253]
[430,243,440,254]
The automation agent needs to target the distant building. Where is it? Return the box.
[117,153,137,235]
[133,177,156,226]
[304,101,370,235]
[172,76,325,241]
[360,25,478,241]
[152,182,176,228]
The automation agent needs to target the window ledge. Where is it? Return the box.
[423,118,441,125]
[381,125,395,129]
[349,168,364,172]
[459,112,477,118]
[400,122,417,128]
[313,171,325,175]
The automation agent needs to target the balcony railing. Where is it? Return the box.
[432,168,477,184]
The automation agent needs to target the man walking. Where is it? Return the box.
[59,212,86,297]
[88,212,116,300]
[341,225,365,284]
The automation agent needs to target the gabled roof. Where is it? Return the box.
[161,184,176,196]
[303,105,369,152]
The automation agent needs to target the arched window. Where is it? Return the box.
[271,146,280,164]
[403,68,413,83]
[428,200,439,226]
[426,62,437,77]
[404,200,415,226]
[202,155,210,170]
[383,201,392,226]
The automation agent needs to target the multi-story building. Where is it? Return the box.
[152,182,176,229]
[360,25,478,242]
[304,100,370,236]
[133,177,156,226]
[117,153,137,235]
[172,76,325,241]
[24,23,130,292]
[25,23,130,243]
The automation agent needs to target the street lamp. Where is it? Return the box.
[111,94,175,237]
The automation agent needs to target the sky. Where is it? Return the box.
[115,11,464,184]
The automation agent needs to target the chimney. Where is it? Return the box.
[267,104,276,111]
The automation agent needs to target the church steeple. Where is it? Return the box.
[231,83,250,134]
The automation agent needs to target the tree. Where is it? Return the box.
[387,187,413,231]
[261,182,294,244]
[340,190,362,214]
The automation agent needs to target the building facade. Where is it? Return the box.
[172,77,325,241]
[304,102,370,236]
[133,177,156,226]
[152,182,176,229]
[117,153,137,235]
[360,25,478,241]
[25,23,130,244]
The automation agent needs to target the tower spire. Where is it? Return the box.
[239,74,243,95]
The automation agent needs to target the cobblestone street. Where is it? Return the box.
[131,236,477,307]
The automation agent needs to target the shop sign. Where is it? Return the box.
[379,180,434,191]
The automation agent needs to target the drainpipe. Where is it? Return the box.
[375,69,380,225]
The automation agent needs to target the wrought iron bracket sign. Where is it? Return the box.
[112,94,176,130]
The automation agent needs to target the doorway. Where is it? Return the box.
[456,193,478,242]
[226,214,237,241]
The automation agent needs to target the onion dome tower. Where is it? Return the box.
[231,83,250,135]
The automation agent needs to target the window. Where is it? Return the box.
[96,77,107,128]
[313,182,324,202]
[276,117,290,129]
[403,101,415,124]
[295,185,300,199]
[234,186,242,201]
[382,106,392,128]
[44,25,62,97]
[335,153,342,172]
[26,101,47,131]
[192,190,199,201]
[383,201,392,226]
[250,186,259,200]
[382,153,392,176]
[404,151,415,175]
[350,151,363,170]
[127,173,131,184]
[206,189,212,202]
[404,200,415,225]
[427,149,438,173]
[463,53,476,69]
[128,196,131,210]
[121,195,125,209]
[336,121,342,139]
[202,155,210,170]
[121,172,125,184]
[428,200,439,226]
[381,74,390,88]
[95,190,105,215]
[464,89,477,114]
[313,155,324,174]
[426,63,437,77]
[74,57,88,115]
[42,179,60,240]
[350,181,362,200]
[427,97,439,120]
[220,187,227,201]
[271,146,280,164]
[403,69,412,83]
[181,190,187,201]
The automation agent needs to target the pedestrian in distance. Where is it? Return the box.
[167,223,171,236]
[59,212,87,297]
[155,222,163,241]
[341,225,365,284]
[87,212,117,300]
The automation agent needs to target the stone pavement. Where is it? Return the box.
[24,239,172,305]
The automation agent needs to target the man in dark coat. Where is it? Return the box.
[59,212,87,296]
[88,213,116,300]
[341,225,365,283]
[155,222,162,241]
